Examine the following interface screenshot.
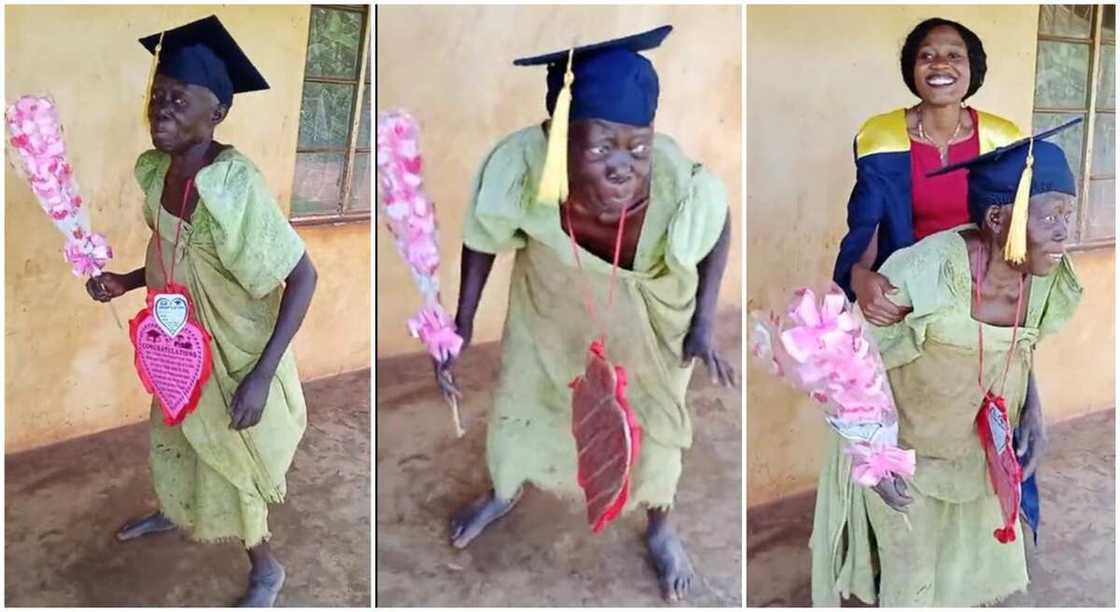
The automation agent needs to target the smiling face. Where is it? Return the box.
[986,191,1074,276]
[566,119,654,221]
[912,25,971,106]
[1023,191,1074,276]
[147,74,227,154]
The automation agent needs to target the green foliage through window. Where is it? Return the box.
[292,6,370,220]
[1033,5,1116,246]
[298,82,356,149]
[305,7,363,80]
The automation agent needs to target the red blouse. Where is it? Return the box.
[910,108,981,240]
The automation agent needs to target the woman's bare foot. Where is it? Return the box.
[237,542,286,607]
[646,508,695,602]
[449,488,520,549]
[115,511,176,541]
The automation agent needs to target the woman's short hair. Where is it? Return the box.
[900,18,988,101]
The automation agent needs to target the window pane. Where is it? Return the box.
[305,7,363,79]
[1039,5,1094,38]
[1098,44,1116,110]
[292,152,345,217]
[1084,178,1116,241]
[1033,112,1087,178]
[1092,113,1115,177]
[298,82,356,149]
[347,152,371,212]
[1035,40,1091,109]
[1104,5,1115,41]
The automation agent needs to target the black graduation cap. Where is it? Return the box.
[928,117,1082,182]
[139,15,269,108]
[514,25,672,126]
[927,116,1081,262]
[513,25,672,67]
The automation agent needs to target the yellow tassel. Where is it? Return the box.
[1002,138,1034,264]
[536,49,575,208]
[143,31,165,127]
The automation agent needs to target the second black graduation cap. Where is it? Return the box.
[139,15,269,108]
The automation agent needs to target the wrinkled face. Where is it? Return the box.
[148,74,226,153]
[1023,191,1074,276]
[913,25,971,106]
[567,118,653,221]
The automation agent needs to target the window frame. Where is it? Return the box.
[1033,4,1115,250]
[291,4,371,226]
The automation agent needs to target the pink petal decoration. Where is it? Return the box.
[749,284,914,488]
[377,109,463,362]
[847,443,916,488]
[6,95,112,278]
[64,232,113,277]
[407,304,464,363]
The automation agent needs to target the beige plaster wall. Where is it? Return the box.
[746,5,1114,505]
[376,5,743,356]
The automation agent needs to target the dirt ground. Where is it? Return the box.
[4,369,371,607]
[747,409,1116,607]
[376,309,743,606]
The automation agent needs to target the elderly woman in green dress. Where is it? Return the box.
[435,27,736,602]
[811,122,1083,606]
[85,16,317,607]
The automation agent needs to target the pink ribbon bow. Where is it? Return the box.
[64,231,113,278]
[776,287,890,421]
[407,304,463,364]
[780,288,858,363]
[847,443,916,487]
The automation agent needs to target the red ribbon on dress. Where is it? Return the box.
[974,245,1026,544]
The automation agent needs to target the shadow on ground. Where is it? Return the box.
[376,308,743,606]
[4,369,371,607]
[747,409,1115,607]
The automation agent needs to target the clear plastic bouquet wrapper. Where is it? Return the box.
[750,283,915,489]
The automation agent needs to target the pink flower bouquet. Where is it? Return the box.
[377,109,464,436]
[7,95,120,327]
[6,96,114,278]
[750,285,915,488]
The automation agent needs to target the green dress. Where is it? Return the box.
[464,126,728,510]
[135,147,308,547]
[810,227,1082,607]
